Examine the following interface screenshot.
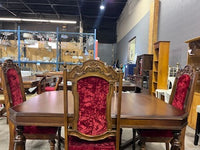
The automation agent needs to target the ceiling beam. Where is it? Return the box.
[47,0,60,19]
[0,4,17,16]
[19,0,35,14]
[76,0,82,23]
[0,2,78,7]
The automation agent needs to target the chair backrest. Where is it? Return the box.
[54,76,62,90]
[169,65,198,113]
[0,59,26,116]
[37,76,46,94]
[63,60,123,148]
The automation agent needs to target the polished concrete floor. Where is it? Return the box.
[0,116,200,150]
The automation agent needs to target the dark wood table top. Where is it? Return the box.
[9,91,187,130]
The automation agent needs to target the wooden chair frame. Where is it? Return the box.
[63,60,123,150]
[37,76,46,94]
[0,59,60,150]
[135,65,198,150]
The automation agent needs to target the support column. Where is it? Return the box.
[148,0,159,54]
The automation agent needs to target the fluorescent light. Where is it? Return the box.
[0,18,77,24]
[50,20,76,24]
[0,18,21,21]
[22,19,49,22]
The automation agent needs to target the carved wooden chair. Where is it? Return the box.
[63,60,123,150]
[45,76,62,91]
[0,69,6,118]
[133,65,198,150]
[0,59,60,150]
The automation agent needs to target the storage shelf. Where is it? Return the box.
[0,26,96,71]
[151,41,170,95]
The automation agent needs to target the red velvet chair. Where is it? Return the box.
[133,65,198,150]
[63,60,123,150]
[0,59,61,150]
[45,76,62,92]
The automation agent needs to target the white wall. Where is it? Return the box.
[117,0,152,42]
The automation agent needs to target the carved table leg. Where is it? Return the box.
[14,126,26,150]
[170,131,181,150]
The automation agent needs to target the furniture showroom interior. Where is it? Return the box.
[0,0,200,150]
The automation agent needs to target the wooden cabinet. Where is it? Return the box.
[135,54,153,76]
[152,41,170,96]
[134,54,153,90]
[185,37,200,129]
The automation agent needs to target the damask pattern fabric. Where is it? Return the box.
[69,136,115,150]
[77,77,109,135]
[172,74,190,110]
[68,77,116,149]
[24,126,57,134]
[7,69,23,106]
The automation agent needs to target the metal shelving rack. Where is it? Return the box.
[0,26,96,71]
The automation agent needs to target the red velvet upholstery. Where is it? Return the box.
[7,69,23,106]
[24,126,57,134]
[141,74,191,137]
[7,69,57,135]
[69,136,115,150]
[141,130,173,137]
[172,74,190,110]
[68,77,115,149]
[77,77,109,135]
[45,86,56,91]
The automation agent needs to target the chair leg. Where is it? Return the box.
[180,127,186,150]
[57,127,61,150]
[9,122,15,150]
[165,142,169,150]
[49,139,56,150]
[120,128,122,146]
[194,113,200,145]
[139,137,145,150]
[132,129,136,150]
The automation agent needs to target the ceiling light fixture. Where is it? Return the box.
[100,0,105,10]
[0,18,77,24]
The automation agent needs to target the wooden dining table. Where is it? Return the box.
[9,91,187,150]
